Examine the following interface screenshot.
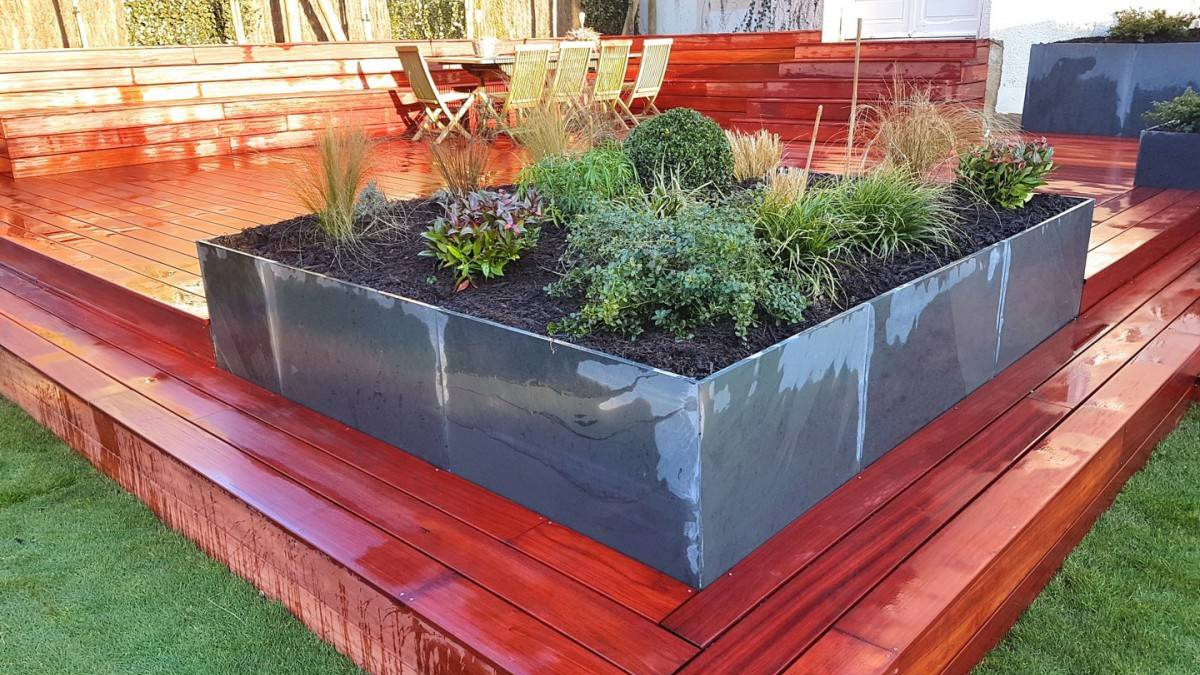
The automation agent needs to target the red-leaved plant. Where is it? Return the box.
[421,189,545,290]
[957,138,1055,210]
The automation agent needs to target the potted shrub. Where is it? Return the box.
[1024,8,1200,137]
[1135,88,1200,189]
[198,110,1092,588]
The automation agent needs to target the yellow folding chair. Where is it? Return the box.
[592,39,633,125]
[548,41,594,104]
[488,44,552,131]
[396,45,474,143]
[618,38,673,125]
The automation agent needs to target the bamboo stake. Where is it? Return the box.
[360,0,373,40]
[69,0,88,48]
[230,0,247,44]
[845,17,862,173]
[804,104,823,180]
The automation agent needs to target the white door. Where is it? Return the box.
[838,0,981,38]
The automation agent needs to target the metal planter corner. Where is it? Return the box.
[198,198,1094,588]
[1135,129,1200,190]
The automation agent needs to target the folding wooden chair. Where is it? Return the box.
[618,38,673,125]
[396,45,474,143]
[548,41,594,105]
[487,44,552,132]
[592,39,633,125]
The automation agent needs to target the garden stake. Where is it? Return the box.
[846,18,863,173]
[805,104,823,182]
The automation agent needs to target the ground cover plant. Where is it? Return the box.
[231,107,1080,378]
[0,398,363,675]
[1144,88,1200,133]
[973,404,1200,675]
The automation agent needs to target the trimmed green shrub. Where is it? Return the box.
[1109,8,1197,42]
[623,108,735,190]
[957,138,1055,211]
[1144,88,1200,133]
[125,0,259,46]
[389,0,466,39]
[516,145,640,224]
[547,202,807,339]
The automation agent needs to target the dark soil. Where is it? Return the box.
[217,190,1084,379]
[1061,29,1200,43]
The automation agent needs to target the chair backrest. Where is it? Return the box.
[593,39,632,102]
[630,38,673,99]
[504,44,552,110]
[549,41,593,101]
[395,45,441,106]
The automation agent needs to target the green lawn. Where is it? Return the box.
[0,397,363,675]
[974,405,1200,675]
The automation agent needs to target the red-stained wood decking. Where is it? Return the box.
[1,133,1199,675]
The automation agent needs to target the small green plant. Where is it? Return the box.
[294,125,375,243]
[623,108,735,190]
[828,169,957,256]
[421,189,545,290]
[517,145,639,223]
[957,138,1055,211]
[1109,8,1197,42]
[1144,88,1200,133]
[548,202,807,339]
[754,187,847,301]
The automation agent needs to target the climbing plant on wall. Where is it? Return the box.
[125,0,261,45]
[389,0,466,38]
[733,0,822,32]
[580,0,628,34]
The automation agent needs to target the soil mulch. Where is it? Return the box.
[216,190,1084,379]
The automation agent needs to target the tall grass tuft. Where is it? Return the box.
[294,125,375,243]
[829,168,957,257]
[429,137,490,195]
[860,82,1010,179]
[509,96,624,162]
[725,129,784,181]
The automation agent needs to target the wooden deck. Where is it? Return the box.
[2,133,1199,675]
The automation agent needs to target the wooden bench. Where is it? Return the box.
[0,40,552,178]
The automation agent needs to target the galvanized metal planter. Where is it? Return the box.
[1023,42,1200,138]
[1135,128,1200,190]
[198,199,1094,588]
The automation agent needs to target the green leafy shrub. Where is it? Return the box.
[125,0,259,46]
[389,0,466,39]
[517,145,639,224]
[547,202,807,339]
[1144,88,1200,133]
[623,108,735,190]
[421,189,544,290]
[957,138,1055,211]
[1109,8,1197,42]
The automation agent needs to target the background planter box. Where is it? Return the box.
[1135,129,1200,189]
[198,200,1094,588]
[1023,42,1200,138]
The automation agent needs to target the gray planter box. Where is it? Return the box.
[1023,42,1200,138]
[1135,128,1200,189]
[198,199,1094,588]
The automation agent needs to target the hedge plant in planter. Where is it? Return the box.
[1135,88,1200,189]
[624,108,735,190]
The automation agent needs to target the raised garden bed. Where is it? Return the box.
[1022,42,1200,138]
[1135,128,1200,189]
[200,189,1092,587]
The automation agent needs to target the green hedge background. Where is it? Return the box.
[125,0,262,45]
[581,0,627,34]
